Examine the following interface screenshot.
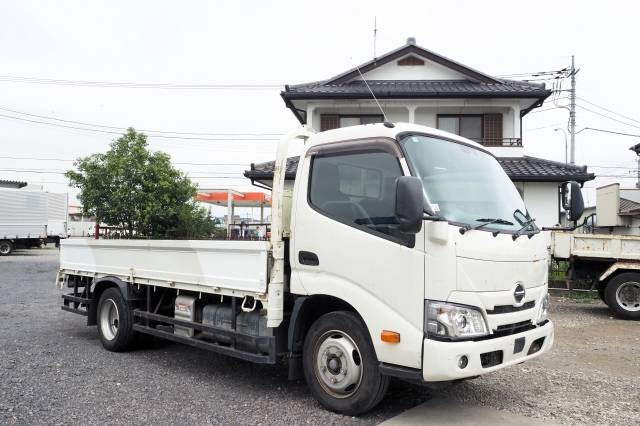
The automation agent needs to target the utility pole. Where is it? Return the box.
[569,55,576,164]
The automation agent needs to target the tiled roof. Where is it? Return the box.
[244,156,594,184]
[619,197,640,215]
[499,156,594,182]
[0,179,27,188]
[282,79,549,100]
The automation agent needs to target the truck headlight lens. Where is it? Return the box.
[537,293,550,324]
[425,301,489,340]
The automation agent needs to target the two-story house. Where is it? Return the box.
[245,38,594,227]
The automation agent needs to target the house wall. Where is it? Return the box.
[306,100,526,157]
[519,181,560,228]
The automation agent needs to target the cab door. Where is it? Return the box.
[291,140,425,368]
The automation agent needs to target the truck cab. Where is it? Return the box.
[287,123,552,388]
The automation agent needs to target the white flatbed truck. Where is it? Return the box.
[58,123,561,414]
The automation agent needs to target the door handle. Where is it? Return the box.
[298,251,319,266]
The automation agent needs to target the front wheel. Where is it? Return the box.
[97,288,137,351]
[604,272,640,320]
[303,311,389,415]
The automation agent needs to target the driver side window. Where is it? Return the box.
[309,150,408,243]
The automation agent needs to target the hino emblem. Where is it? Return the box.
[513,282,526,305]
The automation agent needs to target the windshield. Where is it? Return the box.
[401,134,534,233]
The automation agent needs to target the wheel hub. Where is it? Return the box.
[315,331,363,398]
[99,299,120,340]
[616,282,640,311]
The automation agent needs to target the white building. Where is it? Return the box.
[247,38,594,227]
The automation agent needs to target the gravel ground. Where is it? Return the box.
[1,248,638,425]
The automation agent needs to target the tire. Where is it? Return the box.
[97,288,137,351]
[302,311,389,415]
[0,240,13,256]
[604,272,640,320]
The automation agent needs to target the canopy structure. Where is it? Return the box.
[197,190,271,238]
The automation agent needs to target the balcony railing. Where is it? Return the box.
[471,138,522,147]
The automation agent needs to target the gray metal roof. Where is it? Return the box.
[244,156,594,185]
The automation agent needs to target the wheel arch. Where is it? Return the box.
[599,261,640,283]
[288,294,363,354]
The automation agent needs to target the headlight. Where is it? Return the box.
[425,301,489,340]
[537,292,550,324]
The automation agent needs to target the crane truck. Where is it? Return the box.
[57,123,570,414]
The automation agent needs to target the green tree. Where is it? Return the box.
[66,128,220,239]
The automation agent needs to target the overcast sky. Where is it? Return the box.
[1,0,639,210]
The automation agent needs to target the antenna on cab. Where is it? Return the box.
[355,64,394,129]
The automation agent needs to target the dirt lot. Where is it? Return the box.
[1,248,638,425]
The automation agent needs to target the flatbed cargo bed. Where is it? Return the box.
[59,239,270,296]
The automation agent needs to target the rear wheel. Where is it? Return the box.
[0,240,13,256]
[604,272,640,320]
[303,311,389,415]
[97,288,137,351]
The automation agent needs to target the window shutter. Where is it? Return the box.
[320,114,340,131]
[483,114,503,145]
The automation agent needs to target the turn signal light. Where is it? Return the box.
[381,330,400,343]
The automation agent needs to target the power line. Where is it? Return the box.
[575,127,640,138]
[529,106,569,114]
[523,122,566,132]
[0,113,281,141]
[0,155,249,167]
[0,75,283,90]
[0,105,283,137]
[576,97,640,125]
[574,106,640,130]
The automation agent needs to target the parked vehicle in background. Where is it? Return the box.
[0,188,67,255]
[58,123,563,414]
[551,183,640,319]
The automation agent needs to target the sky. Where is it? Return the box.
[1,0,639,213]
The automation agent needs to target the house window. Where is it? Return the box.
[436,114,503,144]
[320,114,384,131]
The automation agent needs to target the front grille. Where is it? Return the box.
[486,300,535,315]
[492,320,535,338]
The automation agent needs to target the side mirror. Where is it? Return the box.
[394,176,424,234]
[561,181,584,222]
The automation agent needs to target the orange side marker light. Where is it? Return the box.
[381,330,401,344]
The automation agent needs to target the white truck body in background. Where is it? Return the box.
[0,188,68,255]
[0,188,48,239]
[46,192,69,239]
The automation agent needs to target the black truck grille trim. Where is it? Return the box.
[486,301,535,315]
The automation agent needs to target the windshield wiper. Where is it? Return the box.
[459,217,514,235]
[512,217,538,240]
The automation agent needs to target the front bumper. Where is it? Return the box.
[422,320,554,382]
